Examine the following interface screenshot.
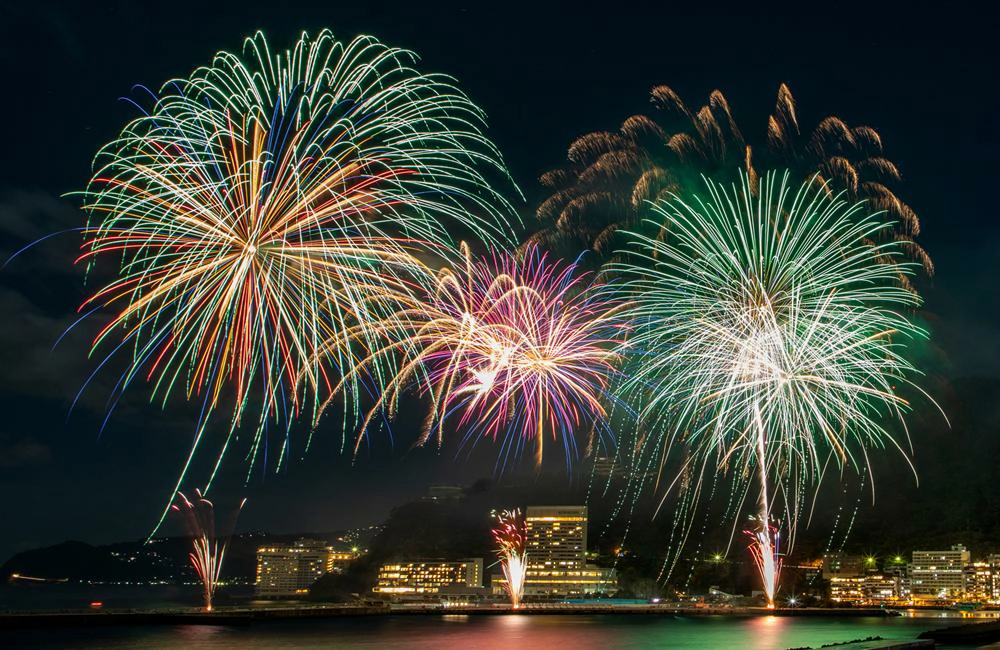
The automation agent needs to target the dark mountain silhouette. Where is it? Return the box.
[5,377,997,596]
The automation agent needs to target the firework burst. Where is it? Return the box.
[332,242,628,469]
[171,490,246,612]
[77,30,518,517]
[613,170,928,605]
[492,508,528,608]
[534,84,928,276]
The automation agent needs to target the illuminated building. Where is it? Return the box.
[910,544,970,598]
[965,561,993,601]
[862,575,899,603]
[520,505,617,597]
[822,552,905,605]
[526,506,587,569]
[829,574,900,604]
[255,539,358,597]
[374,559,483,599]
[987,555,1000,601]
[963,555,1000,602]
[514,564,618,597]
[829,576,864,604]
[822,552,897,604]
[821,553,866,579]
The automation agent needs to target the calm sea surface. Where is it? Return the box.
[2,587,996,649]
[1,613,993,650]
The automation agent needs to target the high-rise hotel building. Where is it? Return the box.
[255,539,357,597]
[521,505,616,597]
[526,505,587,569]
[910,545,971,598]
[373,559,484,598]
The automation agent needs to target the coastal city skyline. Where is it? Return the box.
[10,491,1000,610]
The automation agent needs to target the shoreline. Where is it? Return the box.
[0,604,926,629]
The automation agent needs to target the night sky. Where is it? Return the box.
[0,1,996,564]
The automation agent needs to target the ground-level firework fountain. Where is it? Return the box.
[745,515,782,609]
[747,408,783,608]
[492,509,528,608]
[172,490,246,612]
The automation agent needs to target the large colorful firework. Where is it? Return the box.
[171,490,246,612]
[331,243,628,469]
[533,84,928,276]
[613,170,927,605]
[77,30,518,515]
[492,508,528,608]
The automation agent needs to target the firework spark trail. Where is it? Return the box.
[77,30,519,526]
[171,490,246,612]
[492,509,528,608]
[326,242,629,469]
[745,517,782,608]
[612,170,930,605]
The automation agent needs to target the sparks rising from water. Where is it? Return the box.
[745,516,782,608]
[171,490,246,612]
[492,508,528,608]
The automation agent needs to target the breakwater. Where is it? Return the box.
[0,603,901,629]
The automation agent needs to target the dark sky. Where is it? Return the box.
[0,1,996,564]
